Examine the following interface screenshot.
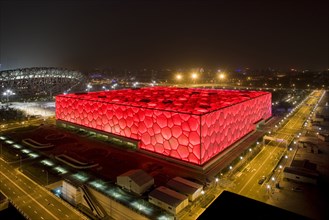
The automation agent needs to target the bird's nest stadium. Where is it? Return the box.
[0,67,85,101]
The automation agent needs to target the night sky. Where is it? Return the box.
[0,0,328,71]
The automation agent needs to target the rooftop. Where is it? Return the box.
[167,177,203,195]
[118,169,154,187]
[149,186,188,207]
[57,86,270,115]
[291,159,317,171]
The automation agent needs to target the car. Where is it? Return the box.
[258,176,266,185]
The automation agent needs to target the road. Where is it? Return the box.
[229,90,321,201]
[0,158,88,220]
[1,116,55,132]
[178,90,323,219]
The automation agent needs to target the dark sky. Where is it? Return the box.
[0,0,328,71]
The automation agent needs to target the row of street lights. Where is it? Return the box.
[175,72,226,83]
[15,153,48,185]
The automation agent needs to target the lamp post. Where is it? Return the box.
[3,89,15,103]
[176,73,182,81]
[86,84,92,92]
[16,154,22,171]
[218,72,226,86]
[191,73,198,84]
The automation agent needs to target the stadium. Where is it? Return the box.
[0,67,85,100]
[56,87,272,165]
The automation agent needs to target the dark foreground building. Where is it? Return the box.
[197,190,310,220]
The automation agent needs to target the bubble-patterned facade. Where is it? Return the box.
[56,87,271,165]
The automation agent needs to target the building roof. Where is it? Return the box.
[149,186,187,207]
[118,169,153,187]
[57,86,270,115]
[197,190,309,220]
[283,167,319,179]
[167,177,203,195]
[291,159,317,171]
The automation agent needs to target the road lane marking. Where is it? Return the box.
[0,170,59,220]
[238,146,279,194]
[236,95,317,196]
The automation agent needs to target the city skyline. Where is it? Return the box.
[0,1,328,216]
[0,0,328,71]
[1,58,329,220]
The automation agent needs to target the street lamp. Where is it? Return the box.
[86,84,92,92]
[191,72,198,83]
[266,184,272,196]
[218,73,225,80]
[16,154,22,171]
[176,74,183,81]
[3,89,15,103]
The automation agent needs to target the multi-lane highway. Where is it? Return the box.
[228,90,322,201]
[0,158,88,220]
[178,90,323,219]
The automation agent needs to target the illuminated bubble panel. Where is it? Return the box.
[56,87,271,165]
[56,96,201,164]
[200,93,271,164]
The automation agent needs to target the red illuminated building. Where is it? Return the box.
[56,87,271,165]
